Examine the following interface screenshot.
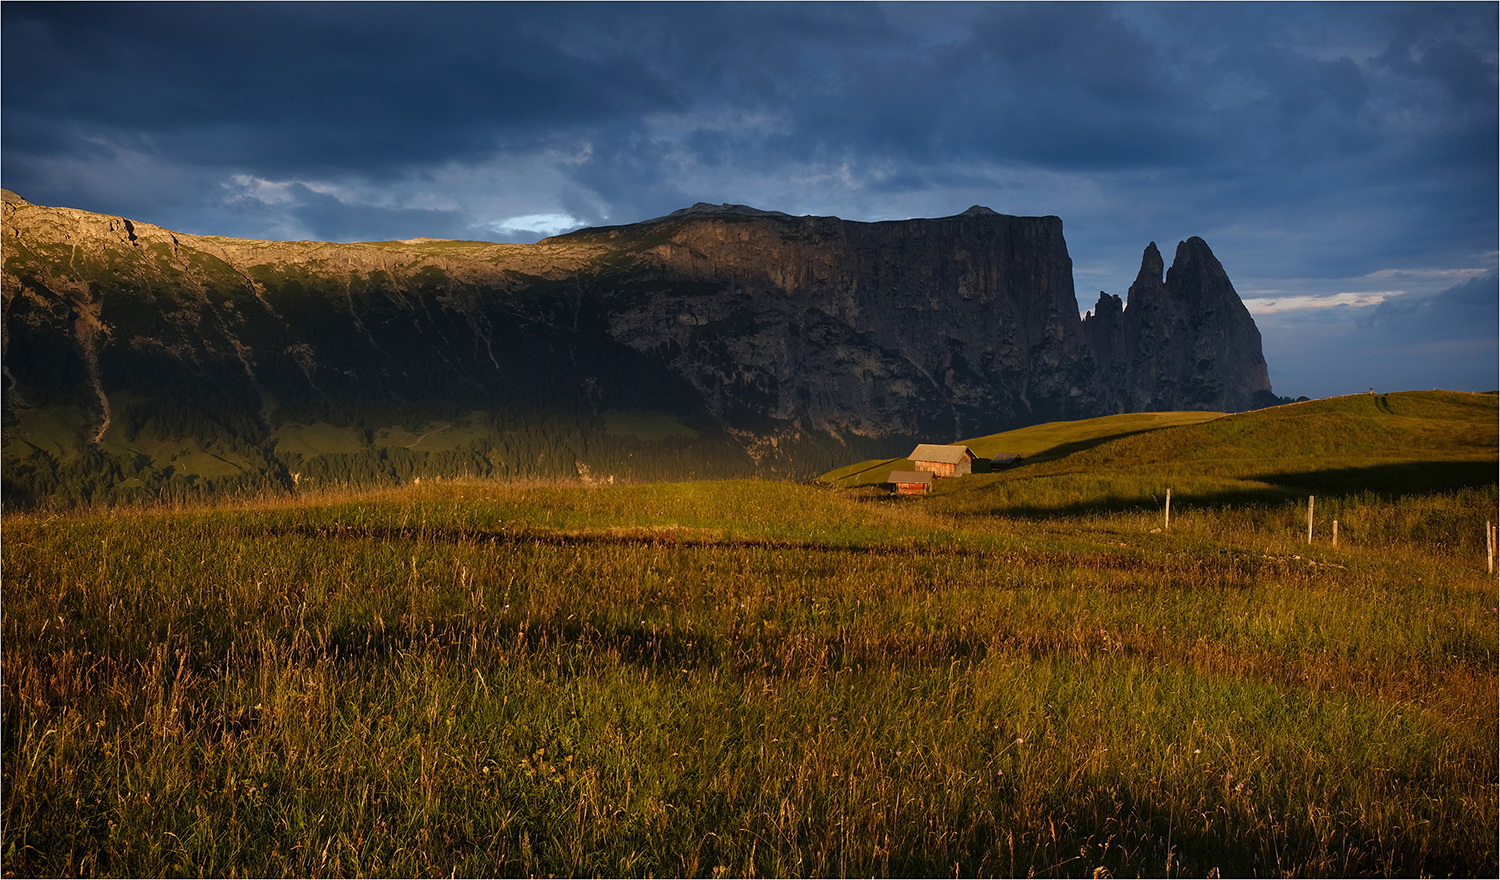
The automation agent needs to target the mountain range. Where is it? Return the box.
[1,190,1279,506]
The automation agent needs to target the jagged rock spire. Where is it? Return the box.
[1082,237,1274,413]
[1132,242,1165,295]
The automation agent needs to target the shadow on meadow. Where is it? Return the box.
[927,459,1496,521]
[1000,427,1189,467]
[1250,459,1497,497]
[259,521,936,557]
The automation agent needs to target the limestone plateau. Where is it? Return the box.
[1,190,1277,493]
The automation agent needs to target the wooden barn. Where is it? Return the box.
[909,444,977,477]
[888,470,935,495]
[990,452,1021,470]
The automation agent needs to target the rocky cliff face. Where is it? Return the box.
[558,203,1107,442]
[1083,238,1275,413]
[1,191,1277,503]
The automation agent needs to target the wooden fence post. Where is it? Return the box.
[1332,519,1338,548]
[1487,520,1494,575]
[1165,488,1171,531]
[1307,496,1314,544]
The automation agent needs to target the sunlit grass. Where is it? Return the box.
[4,458,1495,876]
[6,392,1496,876]
[821,391,1496,492]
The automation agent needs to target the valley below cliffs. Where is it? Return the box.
[1,191,1279,506]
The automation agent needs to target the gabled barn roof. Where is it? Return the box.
[909,444,976,464]
[888,470,935,484]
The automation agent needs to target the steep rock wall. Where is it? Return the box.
[558,204,1109,440]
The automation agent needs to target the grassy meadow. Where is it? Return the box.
[3,391,1497,877]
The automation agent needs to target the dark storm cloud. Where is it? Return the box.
[1362,273,1500,343]
[1,2,679,176]
[5,3,1493,238]
[1260,273,1499,397]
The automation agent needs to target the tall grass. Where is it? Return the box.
[4,471,1495,877]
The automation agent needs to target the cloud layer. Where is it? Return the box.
[1257,272,1498,395]
[3,1,1494,398]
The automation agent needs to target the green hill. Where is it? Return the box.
[821,391,1498,502]
[818,410,1225,488]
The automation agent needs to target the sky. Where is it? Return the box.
[2,1,1495,400]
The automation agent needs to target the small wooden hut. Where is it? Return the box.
[888,470,935,495]
[990,452,1021,470]
[909,444,977,477]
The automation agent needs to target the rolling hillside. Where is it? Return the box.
[821,390,1498,501]
[819,410,1225,488]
